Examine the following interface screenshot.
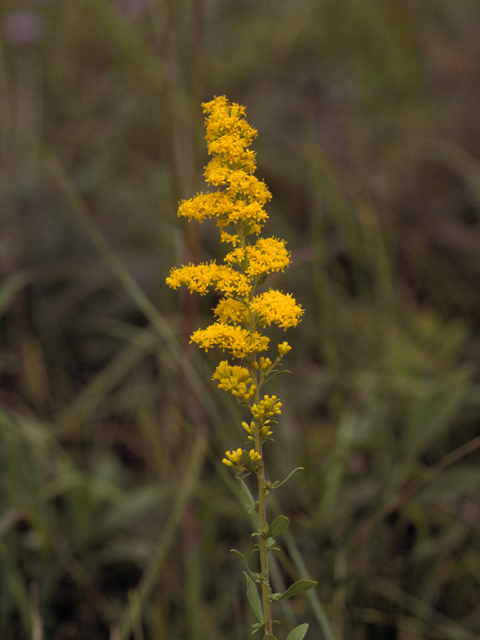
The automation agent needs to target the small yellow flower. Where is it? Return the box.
[249,450,261,463]
[242,420,255,435]
[220,230,241,245]
[251,395,282,420]
[278,342,291,356]
[258,357,273,371]
[222,448,244,467]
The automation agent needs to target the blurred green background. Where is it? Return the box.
[2,1,480,638]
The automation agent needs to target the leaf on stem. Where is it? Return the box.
[270,468,304,491]
[263,635,278,640]
[265,515,290,539]
[278,580,317,600]
[244,572,264,624]
[239,478,256,511]
[231,549,256,581]
[286,623,309,640]
[264,369,291,384]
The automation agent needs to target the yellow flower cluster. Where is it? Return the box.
[166,262,250,298]
[252,357,273,371]
[191,324,269,359]
[214,298,249,325]
[213,361,256,400]
[225,237,291,276]
[238,394,282,448]
[178,96,271,238]
[242,420,273,441]
[222,448,262,468]
[251,395,282,421]
[166,96,302,364]
[251,290,304,330]
[166,96,302,468]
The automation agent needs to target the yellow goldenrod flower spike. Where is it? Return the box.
[167,97,315,638]
[166,96,302,362]
[177,96,272,238]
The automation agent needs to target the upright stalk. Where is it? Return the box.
[166,96,314,640]
[252,378,273,634]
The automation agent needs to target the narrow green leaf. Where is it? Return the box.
[263,370,291,386]
[271,467,304,491]
[286,623,309,640]
[244,572,264,624]
[279,580,317,600]
[264,635,277,640]
[231,549,256,580]
[265,515,290,539]
[239,479,255,511]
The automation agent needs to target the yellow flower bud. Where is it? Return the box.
[222,448,243,467]
[278,342,291,355]
[249,450,262,462]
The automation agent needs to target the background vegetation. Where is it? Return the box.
[2,1,480,638]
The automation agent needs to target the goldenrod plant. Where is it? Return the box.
[167,96,316,640]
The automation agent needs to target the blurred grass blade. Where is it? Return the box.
[117,433,207,640]
[46,153,224,427]
[0,271,29,320]
[283,530,336,640]
[404,372,469,456]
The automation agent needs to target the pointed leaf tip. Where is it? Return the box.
[231,549,255,580]
[279,580,317,600]
[286,623,309,640]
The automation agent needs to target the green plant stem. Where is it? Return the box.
[252,378,273,635]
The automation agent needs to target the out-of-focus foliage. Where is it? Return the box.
[1,1,480,639]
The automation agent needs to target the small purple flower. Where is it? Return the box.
[3,11,47,44]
